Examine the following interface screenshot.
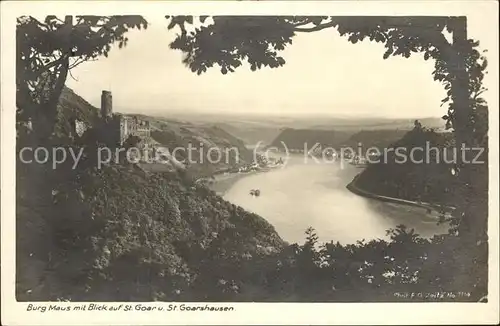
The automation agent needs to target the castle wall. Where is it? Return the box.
[108,116,122,145]
[119,116,151,144]
[119,116,128,144]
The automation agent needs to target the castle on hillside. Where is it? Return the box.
[100,90,151,144]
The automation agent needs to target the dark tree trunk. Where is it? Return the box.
[447,16,488,298]
[448,17,485,241]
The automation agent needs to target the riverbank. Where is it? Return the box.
[207,166,281,196]
[346,173,455,215]
[208,171,259,195]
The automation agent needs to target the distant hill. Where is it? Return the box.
[17,87,284,301]
[308,117,444,131]
[49,91,255,177]
[214,122,283,147]
[131,115,255,177]
[141,111,444,148]
[267,117,445,152]
[352,127,459,205]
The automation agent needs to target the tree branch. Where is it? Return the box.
[34,53,70,76]
[68,66,79,81]
[290,20,317,28]
[68,57,88,70]
[29,16,50,30]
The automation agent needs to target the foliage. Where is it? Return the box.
[185,226,486,302]
[355,124,459,206]
[16,15,147,141]
[166,16,487,139]
[343,129,409,150]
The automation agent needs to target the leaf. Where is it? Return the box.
[45,15,57,25]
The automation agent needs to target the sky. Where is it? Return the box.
[65,15,486,119]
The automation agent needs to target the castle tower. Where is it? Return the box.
[101,90,113,118]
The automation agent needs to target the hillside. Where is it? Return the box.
[352,106,488,208]
[17,161,284,301]
[219,116,444,147]
[352,126,459,205]
[54,87,101,138]
[308,116,444,131]
[47,91,257,178]
[139,111,444,149]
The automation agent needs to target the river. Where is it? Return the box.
[212,155,450,245]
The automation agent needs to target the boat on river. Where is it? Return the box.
[250,189,261,197]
